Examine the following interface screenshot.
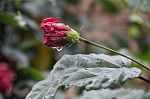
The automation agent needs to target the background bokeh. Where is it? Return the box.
[0,0,150,99]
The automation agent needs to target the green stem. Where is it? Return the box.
[79,37,150,72]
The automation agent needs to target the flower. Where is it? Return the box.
[40,17,80,47]
[0,63,14,94]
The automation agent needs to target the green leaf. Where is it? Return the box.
[125,0,150,13]
[24,67,44,81]
[129,14,144,24]
[99,0,119,13]
[78,88,150,99]
[26,54,141,99]
[0,12,26,29]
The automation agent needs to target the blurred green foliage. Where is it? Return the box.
[0,12,26,29]
[125,0,150,13]
[99,0,119,13]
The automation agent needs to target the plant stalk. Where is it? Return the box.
[79,37,150,72]
[138,76,150,84]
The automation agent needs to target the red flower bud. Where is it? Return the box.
[0,63,14,94]
[40,17,80,47]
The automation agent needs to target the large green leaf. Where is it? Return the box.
[77,88,150,99]
[125,0,150,13]
[53,88,150,99]
[26,54,141,99]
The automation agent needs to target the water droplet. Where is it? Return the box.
[52,46,63,51]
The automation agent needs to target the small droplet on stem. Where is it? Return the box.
[52,46,63,51]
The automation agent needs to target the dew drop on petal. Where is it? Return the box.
[52,46,63,51]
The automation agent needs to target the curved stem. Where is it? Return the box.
[79,37,150,72]
[138,76,150,84]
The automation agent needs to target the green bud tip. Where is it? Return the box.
[65,29,80,43]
